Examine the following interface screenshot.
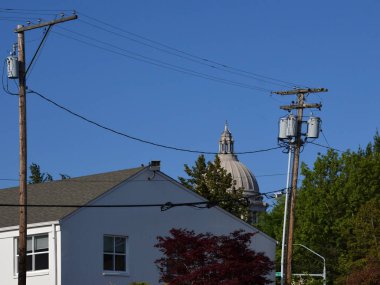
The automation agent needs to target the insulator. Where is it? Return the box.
[7,55,18,79]
[307,116,321,138]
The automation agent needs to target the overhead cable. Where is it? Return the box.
[52,28,271,93]
[78,18,293,89]
[0,201,213,212]
[79,12,305,89]
[309,141,343,153]
[28,89,283,155]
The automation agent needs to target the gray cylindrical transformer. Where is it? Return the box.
[286,115,297,138]
[7,56,18,79]
[278,117,288,140]
[307,116,321,138]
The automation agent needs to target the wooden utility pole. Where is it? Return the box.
[14,14,77,285]
[17,25,27,285]
[273,88,327,285]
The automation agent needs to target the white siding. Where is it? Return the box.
[0,223,60,285]
[60,169,275,285]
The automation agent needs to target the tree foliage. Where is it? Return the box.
[179,155,249,220]
[29,163,53,184]
[29,163,70,184]
[155,228,274,285]
[257,133,380,283]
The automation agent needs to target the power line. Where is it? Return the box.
[26,26,52,77]
[0,9,64,16]
[28,89,283,155]
[77,18,292,89]
[320,129,331,148]
[0,175,287,184]
[52,28,272,93]
[79,12,305,89]
[308,141,343,153]
[256,173,286,178]
[246,188,287,199]
[0,201,213,212]
[0,8,74,12]
[2,8,307,90]
[0,16,43,21]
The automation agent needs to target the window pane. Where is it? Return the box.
[103,236,114,253]
[26,255,32,271]
[26,237,32,253]
[35,235,48,252]
[35,253,49,270]
[103,254,113,270]
[115,237,125,253]
[115,254,126,271]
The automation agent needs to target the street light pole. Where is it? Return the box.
[293,243,326,285]
[280,146,293,285]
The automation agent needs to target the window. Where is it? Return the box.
[103,235,127,272]
[16,234,49,272]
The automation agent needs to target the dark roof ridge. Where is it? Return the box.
[1,166,145,191]
[0,166,145,228]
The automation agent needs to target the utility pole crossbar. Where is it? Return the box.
[280,103,322,111]
[272,88,328,95]
[14,15,78,33]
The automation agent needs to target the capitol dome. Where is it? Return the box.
[218,123,267,223]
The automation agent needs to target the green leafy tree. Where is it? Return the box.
[348,197,380,263]
[295,134,380,282]
[179,155,249,221]
[257,133,380,284]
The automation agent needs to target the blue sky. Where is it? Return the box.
[1,1,379,205]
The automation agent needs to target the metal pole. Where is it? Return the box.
[280,146,293,285]
[293,244,326,285]
[17,24,27,285]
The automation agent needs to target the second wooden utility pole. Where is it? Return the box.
[273,88,327,285]
[14,14,77,285]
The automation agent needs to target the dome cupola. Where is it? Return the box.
[217,123,267,223]
[219,122,234,154]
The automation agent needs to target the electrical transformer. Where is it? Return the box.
[286,114,297,137]
[278,117,288,140]
[307,116,321,138]
[7,55,18,79]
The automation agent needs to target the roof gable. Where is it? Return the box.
[0,167,143,228]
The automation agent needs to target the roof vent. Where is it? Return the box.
[149,160,161,171]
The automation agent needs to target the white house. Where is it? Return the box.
[0,162,276,285]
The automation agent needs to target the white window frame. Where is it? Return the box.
[103,235,129,275]
[14,234,49,274]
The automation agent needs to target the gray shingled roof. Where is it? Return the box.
[0,167,144,228]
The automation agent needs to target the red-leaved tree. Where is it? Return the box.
[155,228,274,285]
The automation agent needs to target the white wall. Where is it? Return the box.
[0,223,60,285]
[60,169,276,285]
